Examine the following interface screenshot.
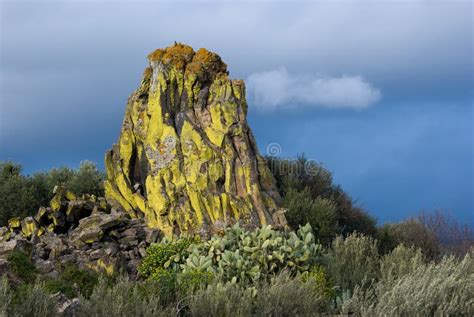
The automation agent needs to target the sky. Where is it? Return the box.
[1,0,473,225]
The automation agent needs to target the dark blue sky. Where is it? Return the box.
[1,1,473,225]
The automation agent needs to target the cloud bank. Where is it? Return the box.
[246,68,381,111]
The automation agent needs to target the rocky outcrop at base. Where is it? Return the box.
[0,187,160,279]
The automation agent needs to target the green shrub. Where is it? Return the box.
[283,188,339,244]
[177,269,213,294]
[67,161,105,196]
[378,219,440,260]
[9,282,56,317]
[78,276,175,317]
[379,244,424,282]
[60,263,98,298]
[343,250,474,316]
[7,250,38,283]
[0,160,105,226]
[324,233,379,291]
[187,281,254,316]
[267,156,377,239]
[0,162,40,225]
[42,277,76,299]
[0,278,13,317]
[300,265,334,299]
[188,273,330,316]
[138,237,194,278]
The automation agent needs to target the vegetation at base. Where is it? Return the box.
[0,160,104,226]
[268,155,378,244]
[42,263,99,298]
[1,157,473,315]
[1,235,472,316]
[140,224,323,286]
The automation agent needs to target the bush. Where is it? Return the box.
[419,210,474,257]
[343,249,474,316]
[188,273,330,316]
[138,237,194,278]
[0,160,104,226]
[78,276,175,317]
[0,162,41,225]
[68,161,105,196]
[43,277,76,299]
[283,188,339,245]
[324,233,379,291]
[379,244,424,283]
[7,250,38,283]
[59,263,98,298]
[378,219,440,260]
[0,278,13,317]
[267,156,377,240]
[8,282,56,317]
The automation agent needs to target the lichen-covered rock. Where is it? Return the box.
[0,192,158,278]
[105,43,285,236]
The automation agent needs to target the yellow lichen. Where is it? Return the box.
[105,43,283,236]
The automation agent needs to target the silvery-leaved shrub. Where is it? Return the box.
[342,247,474,316]
[78,276,175,317]
[324,232,380,291]
[188,272,330,317]
[0,278,13,317]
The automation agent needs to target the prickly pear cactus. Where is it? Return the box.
[105,43,284,236]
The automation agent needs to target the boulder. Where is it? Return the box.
[0,238,32,256]
[105,43,285,236]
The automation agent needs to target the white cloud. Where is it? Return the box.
[246,68,381,111]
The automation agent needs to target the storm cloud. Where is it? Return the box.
[0,0,472,224]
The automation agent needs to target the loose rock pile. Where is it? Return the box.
[0,186,160,279]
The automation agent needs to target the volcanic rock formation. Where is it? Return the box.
[105,43,286,236]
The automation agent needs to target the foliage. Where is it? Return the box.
[78,276,175,317]
[7,250,38,283]
[188,272,330,316]
[42,277,76,299]
[300,265,335,299]
[60,263,98,298]
[184,223,321,284]
[267,156,377,240]
[138,237,194,278]
[342,249,474,316]
[324,233,379,291]
[283,187,339,244]
[378,218,440,260]
[0,162,41,225]
[418,210,474,257]
[7,282,56,317]
[67,161,105,196]
[0,160,104,226]
[0,278,13,317]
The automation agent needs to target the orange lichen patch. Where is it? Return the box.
[186,48,227,77]
[147,49,165,62]
[147,43,195,70]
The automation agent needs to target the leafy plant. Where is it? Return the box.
[138,237,194,278]
[324,233,379,291]
[342,249,474,316]
[7,250,38,283]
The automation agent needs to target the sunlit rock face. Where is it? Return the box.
[105,43,285,236]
